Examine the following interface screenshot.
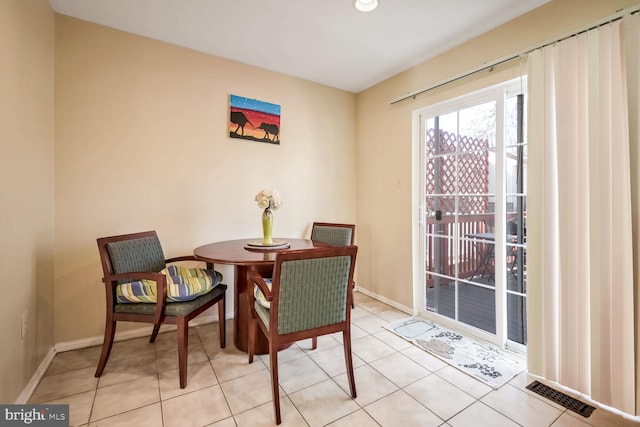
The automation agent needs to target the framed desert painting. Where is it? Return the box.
[229,94,281,145]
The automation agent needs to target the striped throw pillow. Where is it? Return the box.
[116,265,222,303]
[254,278,272,309]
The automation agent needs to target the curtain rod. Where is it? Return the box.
[390,4,640,105]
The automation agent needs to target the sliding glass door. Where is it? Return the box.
[415,78,527,349]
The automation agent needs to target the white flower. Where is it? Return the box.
[255,188,282,210]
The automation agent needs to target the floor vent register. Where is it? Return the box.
[526,381,596,418]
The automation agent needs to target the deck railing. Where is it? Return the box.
[425,213,519,287]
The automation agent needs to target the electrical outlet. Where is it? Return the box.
[21,310,28,339]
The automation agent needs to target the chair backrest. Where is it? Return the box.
[310,222,355,247]
[97,230,166,278]
[270,246,357,335]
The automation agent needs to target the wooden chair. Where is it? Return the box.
[95,230,226,388]
[247,246,358,424]
[311,222,356,308]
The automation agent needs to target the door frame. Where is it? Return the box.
[411,78,526,349]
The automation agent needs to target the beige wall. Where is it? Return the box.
[355,0,640,309]
[53,15,357,343]
[4,0,638,406]
[0,0,54,403]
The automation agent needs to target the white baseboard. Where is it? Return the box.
[15,347,56,404]
[355,288,414,315]
[55,311,232,353]
[18,312,232,403]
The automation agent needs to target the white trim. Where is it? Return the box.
[526,373,640,423]
[14,347,56,404]
[355,288,414,315]
[55,312,232,353]
[16,312,232,403]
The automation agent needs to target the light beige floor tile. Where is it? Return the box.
[400,345,448,372]
[219,369,281,415]
[257,342,308,367]
[97,354,157,388]
[326,409,380,426]
[351,335,396,363]
[203,334,238,359]
[31,306,640,427]
[481,383,563,427]
[30,366,99,403]
[507,369,538,389]
[375,309,411,323]
[204,416,238,427]
[404,373,476,420]
[350,324,370,340]
[91,377,159,421]
[352,292,376,305]
[210,352,266,383]
[551,412,592,426]
[47,346,102,376]
[159,360,218,401]
[161,385,231,427]
[372,329,414,351]
[352,314,388,334]
[277,354,330,394]
[350,306,373,320]
[46,390,95,427]
[581,405,640,427]
[298,334,341,353]
[364,389,443,427]
[357,298,392,314]
[87,403,163,427]
[436,365,493,399]
[194,321,225,344]
[288,379,359,427]
[369,351,431,387]
[108,336,157,362]
[153,328,201,354]
[156,339,209,372]
[333,364,398,406]
[448,401,520,427]
[332,324,368,344]
[308,344,365,377]
[233,396,306,427]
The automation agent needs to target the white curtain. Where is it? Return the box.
[527,14,639,416]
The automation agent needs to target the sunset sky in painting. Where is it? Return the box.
[229,95,281,142]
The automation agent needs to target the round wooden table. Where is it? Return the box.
[194,238,327,354]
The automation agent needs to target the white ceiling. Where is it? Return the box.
[48,0,550,93]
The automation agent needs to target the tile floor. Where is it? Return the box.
[30,293,638,426]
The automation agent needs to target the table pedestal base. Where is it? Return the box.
[234,264,272,354]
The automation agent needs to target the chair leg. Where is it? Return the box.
[351,282,356,309]
[149,323,161,343]
[342,329,357,398]
[311,337,318,350]
[177,318,189,389]
[269,343,281,425]
[248,316,256,364]
[95,318,116,377]
[218,295,226,348]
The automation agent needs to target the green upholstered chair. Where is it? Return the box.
[247,246,358,425]
[95,230,226,388]
[310,222,355,248]
[311,222,356,308]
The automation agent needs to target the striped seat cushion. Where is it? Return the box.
[254,278,272,309]
[116,265,222,303]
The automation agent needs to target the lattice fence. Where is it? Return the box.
[425,129,489,214]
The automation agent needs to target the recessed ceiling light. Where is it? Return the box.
[354,0,378,12]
